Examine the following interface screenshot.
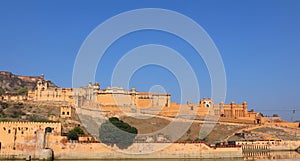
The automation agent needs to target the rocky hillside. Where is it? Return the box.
[0,71,56,95]
[122,116,246,144]
[0,101,60,122]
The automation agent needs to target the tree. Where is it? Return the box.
[67,130,79,140]
[73,127,84,135]
[99,117,138,149]
[67,127,85,140]
[272,114,279,117]
[17,88,28,95]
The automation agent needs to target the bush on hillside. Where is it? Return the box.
[67,127,85,140]
[17,88,28,95]
[99,117,138,149]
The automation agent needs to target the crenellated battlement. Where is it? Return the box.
[0,121,61,125]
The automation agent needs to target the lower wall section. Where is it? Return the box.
[0,149,52,160]
[1,141,299,160]
[269,140,300,151]
[49,143,243,159]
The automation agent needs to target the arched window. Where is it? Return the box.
[45,127,52,133]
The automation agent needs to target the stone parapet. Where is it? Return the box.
[48,143,243,159]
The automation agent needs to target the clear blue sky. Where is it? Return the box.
[0,1,299,121]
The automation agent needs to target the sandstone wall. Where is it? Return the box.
[47,142,243,159]
[0,122,61,152]
[269,140,300,151]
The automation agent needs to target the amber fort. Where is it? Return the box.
[0,73,299,160]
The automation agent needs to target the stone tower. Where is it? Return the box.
[199,98,214,108]
[36,80,48,91]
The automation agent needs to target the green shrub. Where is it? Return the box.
[67,130,79,140]
[67,127,85,140]
[17,88,28,95]
[99,117,138,149]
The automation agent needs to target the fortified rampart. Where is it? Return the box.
[0,71,44,83]
[26,80,264,124]
[268,140,300,151]
[1,95,27,102]
[0,122,61,152]
[0,121,299,160]
[0,121,244,159]
[17,75,44,83]
[0,71,13,77]
[28,82,171,109]
[243,151,300,160]
[0,122,61,160]
[48,142,243,159]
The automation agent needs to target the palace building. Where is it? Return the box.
[25,80,264,124]
[27,80,171,109]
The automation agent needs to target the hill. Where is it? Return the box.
[0,71,56,95]
[121,116,247,144]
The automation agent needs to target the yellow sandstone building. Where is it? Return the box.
[0,122,61,153]
[2,75,300,160]
[27,80,171,108]
[25,79,263,124]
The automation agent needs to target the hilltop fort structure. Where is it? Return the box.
[0,121,299,160]
[0,73,261,124]
[1,73,299,160]
[0,121,245,160]
[0,71,44,83]
[23,78,264,124]
[27,80,171,109]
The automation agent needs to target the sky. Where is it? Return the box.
[0,1,299,121]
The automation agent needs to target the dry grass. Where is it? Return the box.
[0,101,61,122]
[121,115,246,143]
[122,116,171,134]
[252,127,300,140]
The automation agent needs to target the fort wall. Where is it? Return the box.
[0,121,243,159]
[269,140,300,151]
[48,142,243,159]
[1,95,27,102]
[265,122,300,129]
[28,82,171,110]
[0,122,61,153]
[0,71,13,78]
[17,75,43,83]
[0,121,299,159]
[6,80,266,125]
[0,71,44,83]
